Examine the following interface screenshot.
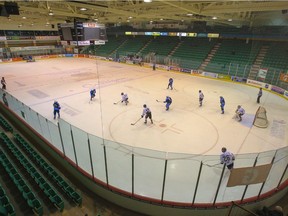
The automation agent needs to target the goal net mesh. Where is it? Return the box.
[253,106,268,128]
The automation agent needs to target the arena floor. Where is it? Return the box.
[2,57,288,157]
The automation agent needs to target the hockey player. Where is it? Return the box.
[163,96,172,111]
[220,147,235,171]
[121,92,129,105]
[90,89,96,101]
[199,90,204,106]
[141,104,153,124]
[235,105,245,121]
[53,101,61,119]
[257,87,263,104]
[1,77,6,90]
[167,78,173,90]
[220,96,225,114]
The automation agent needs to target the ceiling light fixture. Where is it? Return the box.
[80,8,87,11]
[228,19,232,22]
[212,16,217,20]
[128,16,133,19]
[48,10,53,16]
[22,16,26,19]
[144,0,152,3]
[187,13,193,16]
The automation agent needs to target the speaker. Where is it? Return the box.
[51,24,55,28]
[4,2,19,15]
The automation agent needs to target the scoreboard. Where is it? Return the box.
[58,22,107,42]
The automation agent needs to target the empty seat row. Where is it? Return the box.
[0,147,43,216]
[0,133,64,212]
[0,117,13,133]
[14,134,82,206]
[0,182,16,216]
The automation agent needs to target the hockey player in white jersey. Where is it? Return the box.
[121,92,129,105]
[220,147,235,171]
[199,90,204,106]
[141,104,153,124]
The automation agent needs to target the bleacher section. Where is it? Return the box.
[139,37,179,56]
[205,40,262,77]
[0,115,82,215]
[83,36,127,57]
[171,38,216,69]
[116,36,151,56]
[260,42,288,84]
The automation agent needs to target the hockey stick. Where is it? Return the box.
[156,99,162,103]
[131,117,142,125]
[113,100,121,105]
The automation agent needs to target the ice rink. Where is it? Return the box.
[2,57,288,157]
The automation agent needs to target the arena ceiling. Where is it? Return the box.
[0,1,288,30]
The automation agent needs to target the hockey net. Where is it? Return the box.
[253,106,268,128]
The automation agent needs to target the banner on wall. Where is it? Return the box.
[257,68,268,79]
[279,73,288,83]
[227,164,272,187]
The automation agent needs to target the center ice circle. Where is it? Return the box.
[109,108,219,156]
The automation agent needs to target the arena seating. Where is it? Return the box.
[171,38,216,69]
[205,40,262,76]
[116,36,151,56]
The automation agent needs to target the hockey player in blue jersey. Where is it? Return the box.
[220,96,225,114]
[90,88,96,101]
[141,104,153,124]
[163,96,172,111]
[53,101,61,119]
[167,78,173,90]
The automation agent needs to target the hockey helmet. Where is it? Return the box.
[121,92,124,95]
[143,104,147,108]
[221,147,227,153]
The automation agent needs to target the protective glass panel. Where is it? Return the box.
[37,114,52,144]
[133,148,166,200]
[194,155,224,203]
[105,140,132,193]
[163,154,202,203]
[237,153,263,200]
[71,125,92,175]
[23,104,33,125]
[28,109,42,134]
[262,147,288,194]
[89,134,106,183]
[47,121,63,153]
[58,119,75,162]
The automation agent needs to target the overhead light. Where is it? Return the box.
[150,20,153,23]
[18,24,22,27]
[22,16,26,19]
[127,20,130,22]
[228,19,232,22]
[128,16,133,19]
[80,8,87,11]
[31,23,34,26]
[46,21,50,25]
[212,16,217,20]
[48,10,53,16]
[144,0,152,2]
[187,13,193,16]
[160,18,163,21]
[94,18,98,21]
[181,19,184,22]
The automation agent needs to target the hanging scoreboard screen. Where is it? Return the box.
[82,23,107,41]
[58,22,107,42]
